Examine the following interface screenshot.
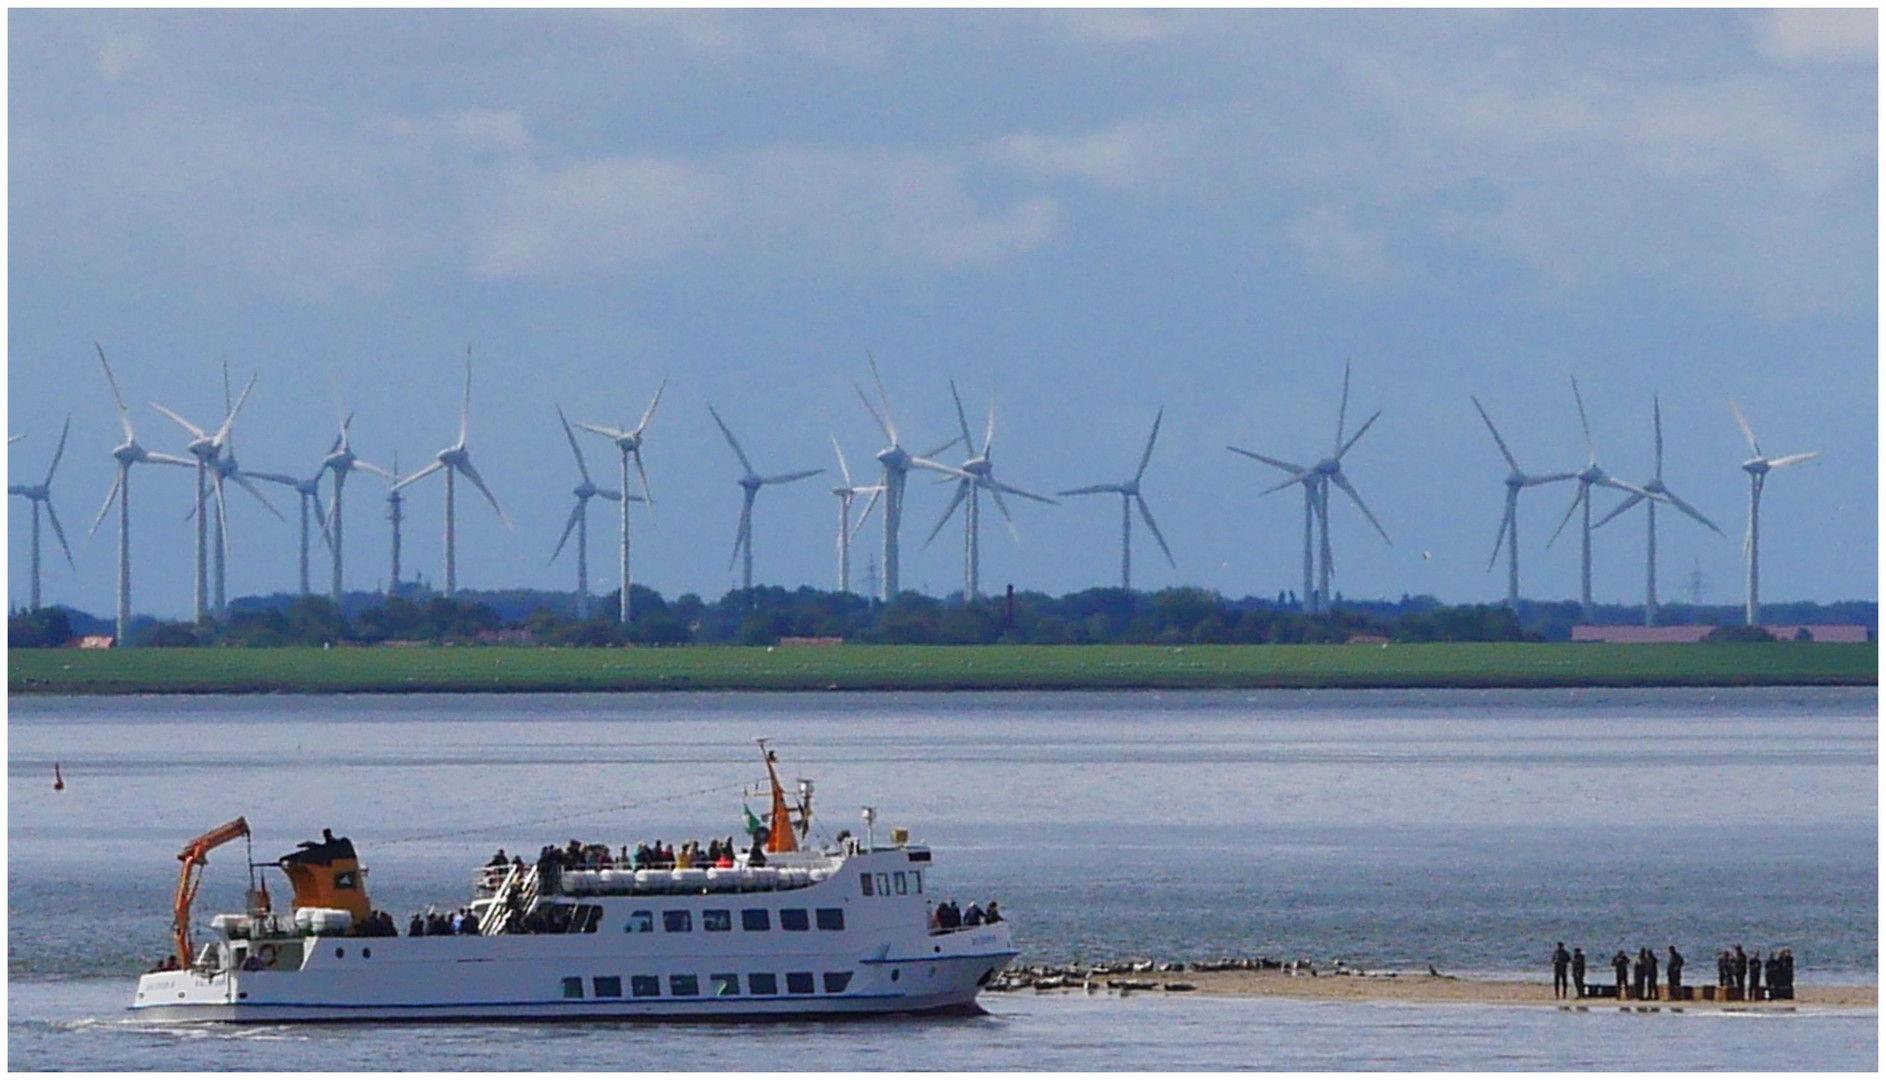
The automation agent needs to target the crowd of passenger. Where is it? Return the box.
[929,899,1001,932]
[1550,941,1797,1001]
[408,908,480,937]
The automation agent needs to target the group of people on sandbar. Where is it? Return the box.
[1552,941,1796,1001]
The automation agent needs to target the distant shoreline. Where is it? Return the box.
[8,642,1876,696]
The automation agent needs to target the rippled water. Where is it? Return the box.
[9,687,1877,1069]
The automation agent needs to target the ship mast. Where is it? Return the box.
[754,738,805,854]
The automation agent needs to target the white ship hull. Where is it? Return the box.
[131,849,1015,1023]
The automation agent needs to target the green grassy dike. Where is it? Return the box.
[7,642,1875,695]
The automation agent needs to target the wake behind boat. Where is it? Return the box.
[131,741,1016,1022]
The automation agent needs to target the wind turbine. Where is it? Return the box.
[392,349,510,597]
[319,407,392,607]
[90,344,194,642]
[853,352,961,602]
[247,463,331,597]
[829,436,884,596]
[1592,396,1724,626]
[574,378,664,625]
[152,363,263,622]
[1546,375,1653,619]
[1059,407,1176,591]
[9,415,75,611]
[923,380,1057,603]
[1470,395,1576,611]
[552,405,643,620]
[1229,361,1389,614]
[204,361,286,615]
[1727,401,1819,628]
[707,404,822,601]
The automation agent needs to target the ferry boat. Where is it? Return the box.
[130,742,1016,1022]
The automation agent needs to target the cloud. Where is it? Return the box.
[466,155,723,279]
[1754,9,1877,64]
[1042,10,1189,45]
[985,122,1176,190]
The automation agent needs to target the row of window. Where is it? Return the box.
[623,907,844,934]
[858,870,923,897]
[562,971,852,1000]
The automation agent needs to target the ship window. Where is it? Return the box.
[875,873,890,896]
[859,873,874,896]
[669,974,700,997]
[894,872,908,895]
[741,909,770,932]
[630,975,661,998]
[786,971,815,995]
[571,905,602,933]
[593,976,622,998]
[911,870,923,894]
[625,910,653,933]
[562,977,584,999]
[748,972,779,995]
[663,910,692,933]
[703,909,732,932]
[780,908,810,932]
[823,972,853,994]
[816,908,845,931]
[711,973,739,997]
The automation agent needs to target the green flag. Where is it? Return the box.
[742,803,762,837]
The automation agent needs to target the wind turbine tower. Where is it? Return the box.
[924,381,1056,603]
[9,415,75,611]
[575,379,665,625]
[1727,401,1819,627]
[1593,396,1723,625]
[392,350,509,597]
[1059,408,1176,591]
[320,408,392,606]
[829,436,883,595]
[553,405,640,620]
[152,367,262,621]
[854,352,959,602]
[248,464,330,596]
[1470,395,1575,611]
[386,452,404,595]
[91,345,194,642]
[1547,376,1652,619]
[707,404,822,602]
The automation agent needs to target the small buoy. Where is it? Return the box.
[53,762,64,791]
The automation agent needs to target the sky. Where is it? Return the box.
[7,9,1878,620]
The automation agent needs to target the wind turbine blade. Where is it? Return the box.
[1136,494,1177,568]
[1547,486,1584,548]
[1333,358,1351,457]
[1727,399,1761,457]
[730,499,752,571]
[986,477,1057,504]
[574,422,628,440]
[1330,473,1391,544]
[1521,472,1578,487]
[1058,483,1122,497]
[455,458,510,528]
[597,488,623,501]
[232,472,285,520]
[145,452,196,468]
[45,498,76,570]
[245,471,299,487]
[550,501,583,564]
[96,344,136,442]
[982,391,997,457]
[706,404,755,474]
[458,348,473,446]
[919,437,960,459]
[864,349,899,445]
[557,404,593,485]
[1653,395,1664,480]
[1488,491,1515,572]
[214,372,258,447]
[1570,374,1595,463]
[908,456,970,480]
[760,468,822,486]
[855,383,894,443]
[150,403,206,441]
[631,447,655,517]
[1660,487,1725,537]
[212,473,232,561]
[948,380,976,454]
[44,415,72,486]
[312,489,332,551]
[90,472,124,536]
[1596,477,1653,499]
[634,377,667,436]
[987,483,1020,543]
[1768,451,1819,469]
[392,460,446,491]
[1260,473,1308,497]
[852,486,882,537]
[1227,445,1309,476]
[1336,409,1381,460]
[222,356,234,415]
[353,459,395,481]
[1134,407,1164,483]
[1592,491,1644,530]
[830,434,853,488]
[923,482,969,547]
[1470,395,1520,472]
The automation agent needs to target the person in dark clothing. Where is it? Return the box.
[1717,950,1731,989]
[963,903,984,927]
[985,900,1002,923]
[1571,948,1586,998]
[1666,946,1683,997]
[1613,950,1630,997]
[1645,947,1660,1001]
[408,913,425,937]
[1778,950,1794,999]
[1747,951,1763,1000]
[1551,942,1571,999]
[1732,945,1748,998]
[1631,950,1646,1001]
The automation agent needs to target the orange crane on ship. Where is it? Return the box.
[171,817,257,966]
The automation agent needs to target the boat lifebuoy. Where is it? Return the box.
[257,944,280,967]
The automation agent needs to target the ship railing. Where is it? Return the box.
[477,863,542,936]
